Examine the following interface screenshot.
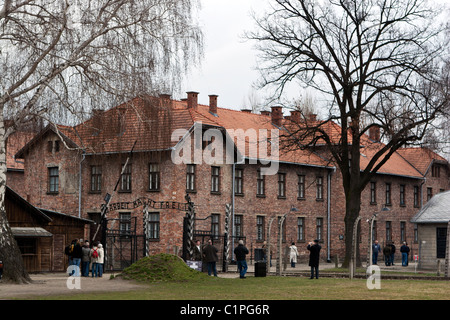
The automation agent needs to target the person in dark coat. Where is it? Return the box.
[234,240,249,279]
[400,242,410,266]
[389,241,396,266]
[71,239,83,276]
[307,239,321,279]
[192,240,203,261]
[202,239,218,277]
[383,243,392,266]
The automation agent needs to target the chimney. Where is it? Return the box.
[186,91,199,109]
[159,93,171,101]
[369,125,381,142]
[308,113,317,122]
[271,106,283,127]
[290,110,301,123]
[260,110,271,116]
[209,94,218,114]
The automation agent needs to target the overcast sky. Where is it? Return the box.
[183,0,449,113]
[182,0,269,110]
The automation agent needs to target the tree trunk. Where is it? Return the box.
[342,188,362,268]
[0,117,32,283]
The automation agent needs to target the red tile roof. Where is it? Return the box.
[13,94,448,178]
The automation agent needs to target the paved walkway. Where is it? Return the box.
[218,260,429,278]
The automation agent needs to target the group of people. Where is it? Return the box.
[288,240,322,279]
[372,240,410,267]
[65,239,104,277]
[194,238,322,280]
[192,239,250,278]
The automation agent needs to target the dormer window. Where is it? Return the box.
[47,140,60,153]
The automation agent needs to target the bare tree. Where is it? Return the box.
[0,0,203,283]
[248,0,450,266]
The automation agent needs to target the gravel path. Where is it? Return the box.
[0,273,145,299]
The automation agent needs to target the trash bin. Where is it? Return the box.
[254,261,266,277]
[254,248,264,262]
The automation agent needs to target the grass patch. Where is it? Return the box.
[118,253,209,283]
[40,276,450,300]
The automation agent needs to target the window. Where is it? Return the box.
[211,214,220,239]
[297,217,305,242]
[48,167,59,193]
[316,218,323,241]
[119,213,131,237]
[370,182,377,204]
[256,170,265,196]
[386,221,392,242]
[120,164,132,192]
[90,165,102,192]
[147,213,160,240]
[47,140,60,153]
[432,165,440,177]
[278,173,286,198]
[372,221,377,242]
[235,168,243,195]
[186,164,196,192]
[427,187,433,201]
[400,221,406,243]
[149,163,160,191]
[385,183,391,206]
[400,185,406,206]
[234,215,243,237]
[316,176,323,200]
[414,186,420,208]
[211,166,220,193]
[256,216,265,241]
[16,238,36,255]
[297,174,305,199]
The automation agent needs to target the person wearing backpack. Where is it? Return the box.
[90,242,100,277]
[65,240,76,275]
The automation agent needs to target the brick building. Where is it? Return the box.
[13,92,450,268]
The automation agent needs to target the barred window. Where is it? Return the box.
[149,163,160,191]
[48,167,59,193]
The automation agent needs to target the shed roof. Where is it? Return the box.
[11,227,53,237]
[411,191,450,224]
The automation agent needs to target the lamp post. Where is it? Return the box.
[367,207,390,267]
[277,206,298,276]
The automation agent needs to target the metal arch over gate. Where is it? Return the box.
[99,195,195,271]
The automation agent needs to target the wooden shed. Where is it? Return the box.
[411,191,450,270]
[5,186,93,273]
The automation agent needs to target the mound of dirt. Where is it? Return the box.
[119,253,208,283]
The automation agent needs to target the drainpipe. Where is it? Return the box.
[327,168,335,263]
[78,150,86,218]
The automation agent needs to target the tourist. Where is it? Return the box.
[372,240,381,265]
[202,239,218,277]
[72,239,83,276]
[234,240,249,279]
[91,242,100,277]
[383,243,392,266]
[390,241,396,266]
[81,241,91,277]
[97,243,105,277]
[307,239,321,279]
[400,242,410,267]
[289,242,299,268]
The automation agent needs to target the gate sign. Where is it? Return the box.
[101,197,190,213]
[414,255,419,261]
